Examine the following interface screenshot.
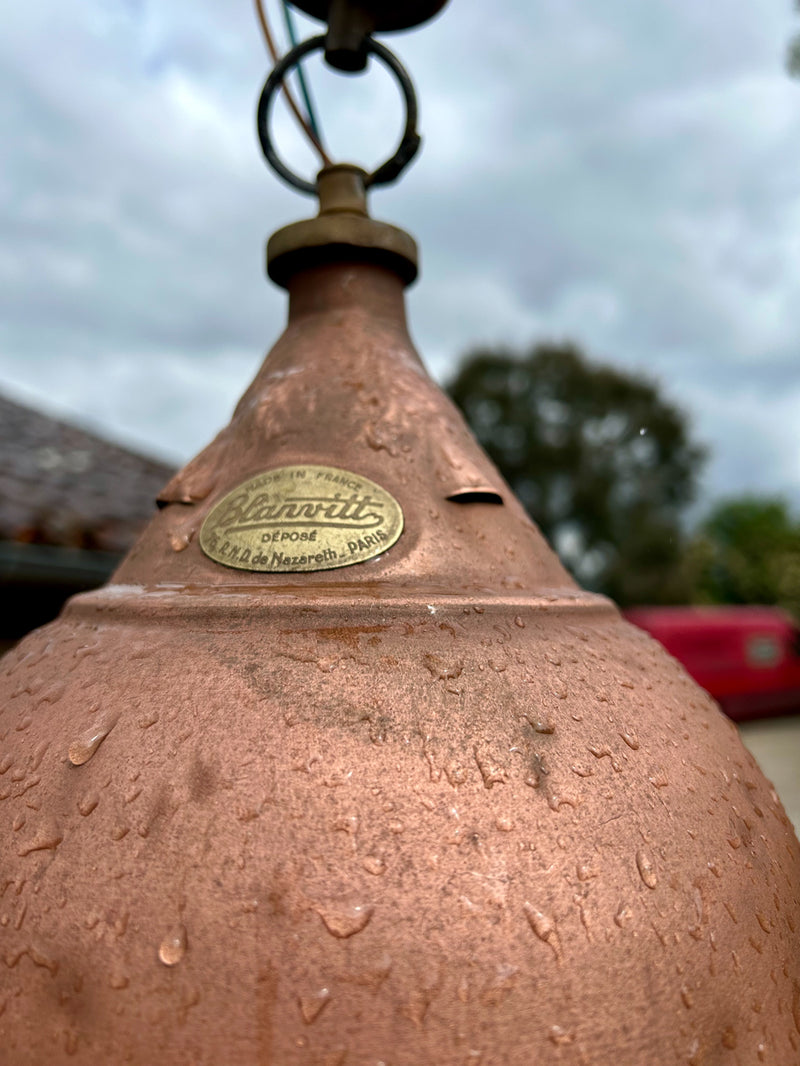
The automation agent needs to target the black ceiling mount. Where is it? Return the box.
[286,0,449,70]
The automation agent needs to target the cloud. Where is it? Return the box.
[1,0,799,513]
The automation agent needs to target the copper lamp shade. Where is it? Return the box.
[2,24,799,1066]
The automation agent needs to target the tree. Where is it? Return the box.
[446,342,706,605]
[689,497,800,616]
[788,1,800,76]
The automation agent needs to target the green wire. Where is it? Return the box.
[280,1,325,147]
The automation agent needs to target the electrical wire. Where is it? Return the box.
[253,0,331,166]
[279,0,324,146]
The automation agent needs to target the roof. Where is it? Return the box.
[0,392,175,554]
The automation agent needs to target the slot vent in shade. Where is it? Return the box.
[446,488,503,505]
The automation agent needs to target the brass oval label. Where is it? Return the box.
[199,465,404,572]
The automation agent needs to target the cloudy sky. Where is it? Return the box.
[2,0,800,514]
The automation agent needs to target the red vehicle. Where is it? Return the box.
[624,606,800,721]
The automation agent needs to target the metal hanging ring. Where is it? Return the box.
[257,34,421,196]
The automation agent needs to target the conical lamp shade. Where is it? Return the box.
[1,251,799,1064]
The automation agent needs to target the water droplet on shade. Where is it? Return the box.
[635,848,657,889]
[423,654,464,681]
[363,855,386,876]
[39,680,66,704]
[587,744,621,771]
[169,531,193,552]
[18,821,63,856]
[78,793,99,817]
[317,903,373,939]
[68,721,115,766]
[548,1025,575,1046]
[721,1027,737,1049]
[298,987,331,1024]
[620,728,640,751]
[158,924,187,965]
[474,748,508,789]
[614,903,633,928]
[571,764,594,778]
[523,903,561,960]
[480,963,518,1006]
[527,715,555,734]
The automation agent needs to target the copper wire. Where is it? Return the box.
[253,0,332,166]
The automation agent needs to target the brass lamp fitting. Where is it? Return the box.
[267,164,418,288]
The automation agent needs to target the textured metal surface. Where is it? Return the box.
[1,258,799,1064]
